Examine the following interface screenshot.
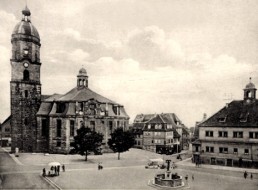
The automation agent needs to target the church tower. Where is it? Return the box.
[10,6,41,152]
[243,77,256,103]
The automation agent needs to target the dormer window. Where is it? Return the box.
[240,113,249,123]
[218,116,227,123]
[56,102,66,113]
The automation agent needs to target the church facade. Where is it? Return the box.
[10,6,129,153]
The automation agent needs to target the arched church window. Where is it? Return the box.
[23,70,30,80]
[247,91,252,98]
[24,118,28,126]
[24,90,28,98]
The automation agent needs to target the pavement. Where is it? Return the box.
[177,157,258,174]
[1,147,258,189]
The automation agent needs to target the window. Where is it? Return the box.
[233,131,243,138]
[240,113,249,122]
[5,128,10,132]
[70,120,75,137]
[244,149,249,155]
[23,70,30,80]
[56,119,62,137]
[205,131,213,137]
[155,132,161,136]
[117,121,120,127]
[233,148,238,154]
[90,121,95,131]
[218,131,228,137]
[206,146,214,153]
[144,132,151,136]
[41,119,48,137]
[218,116,227,122]
[148,124,151,129]
[219,147,228,154]
[109,121,113,132]
[56,103,66,113]
[57,141,61,147]
[249,132,258,139]
[24,90,28,98]
[24,118,28,126]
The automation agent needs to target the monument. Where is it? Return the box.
[149,160,186,189]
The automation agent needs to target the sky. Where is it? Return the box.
[0,0,258,127]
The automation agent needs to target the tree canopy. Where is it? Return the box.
[72,126,103,161]
[108,127,135,160]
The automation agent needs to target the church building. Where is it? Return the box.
[9,6,129,153]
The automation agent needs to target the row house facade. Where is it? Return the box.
[193,79,258,168]
[132,113,185,154]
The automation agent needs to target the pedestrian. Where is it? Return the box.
[251,173,253,180]
[62,164,65,172]
[185,174,188,186]
[98,162,100,170]
[244,171,247,179]
[195,161,197,167]
[42,168,46,177]
[57,165,60,176]
[54,166,57,176]
[192,174,194,181]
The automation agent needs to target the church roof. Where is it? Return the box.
[245,82,256,89]
[12,6,40,40]
[199,100,258,127]
[12,20,40,39]
[56,87,118,104]
[43,94,62,102]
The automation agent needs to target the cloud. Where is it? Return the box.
[63,28,82,41]
[68,49,90,62]
[126,26,185,68]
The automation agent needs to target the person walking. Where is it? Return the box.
[185,175,188,186]
[251,173,253,180]
[42,168,46,177]
[54,166,57,176]
[62,164,65,172]
[244,171,248,179]
[192,174,194,181]
[57,165,60,176]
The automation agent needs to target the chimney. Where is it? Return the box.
[203,113,207,121]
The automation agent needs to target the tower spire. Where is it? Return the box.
[22,2,31,21]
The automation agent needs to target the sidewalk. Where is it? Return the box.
[177,157,258,174]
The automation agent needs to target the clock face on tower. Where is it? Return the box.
[23,62,29,68]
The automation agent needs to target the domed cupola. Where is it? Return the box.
[77,67,88,88]
[243,77,256,102]
[12,5,40,41]
[11,5,40,63]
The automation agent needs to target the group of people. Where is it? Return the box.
[244,171,253,179]
[42,164,65,177]
[98,162,103,170]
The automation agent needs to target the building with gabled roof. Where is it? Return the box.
[0,116,12,147]
[194,79,258,168]
[36,68,129,153]
[132,113,184,154]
